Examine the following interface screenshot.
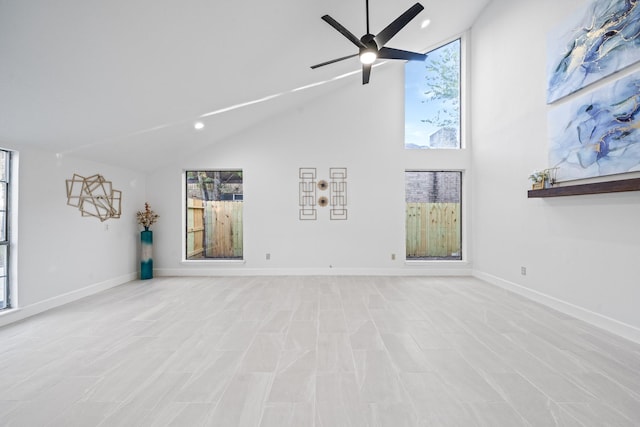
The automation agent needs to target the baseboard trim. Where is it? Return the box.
[0,273,137,328]
[473,270,640,345]
[156,267,473,277]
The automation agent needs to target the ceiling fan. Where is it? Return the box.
[311,0,427,84]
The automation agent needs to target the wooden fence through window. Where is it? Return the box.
[187,199,243,259]
[406,203,461,259]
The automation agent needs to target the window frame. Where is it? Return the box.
[402,33,470,266]
[0,149,11,310]
[404,170,463,261]
[404,37,463,150]
[183,169,245,262]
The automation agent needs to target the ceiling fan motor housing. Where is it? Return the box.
[360,34,378,51]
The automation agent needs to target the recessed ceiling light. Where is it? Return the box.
[421,19,431,29]
[194,122,204,130]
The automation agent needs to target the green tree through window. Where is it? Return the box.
[405,39,461,149]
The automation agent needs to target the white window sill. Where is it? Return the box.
[0,307,19,317]
[181,259,246,265]
[405,259,469,265]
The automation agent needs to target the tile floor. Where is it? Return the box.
[0,276,639,426]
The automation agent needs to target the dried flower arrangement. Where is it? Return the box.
[136,202,159,230]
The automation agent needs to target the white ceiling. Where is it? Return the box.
[0,0,490,171]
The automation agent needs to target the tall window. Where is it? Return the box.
[405,38,461,149]
[0,150,10,309]
[185,171,243,260]
[406,171,461,260]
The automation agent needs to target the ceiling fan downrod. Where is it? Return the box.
[366,0,371,35]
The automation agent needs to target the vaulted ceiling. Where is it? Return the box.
[0,0,491,171]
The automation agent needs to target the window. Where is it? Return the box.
[405,171,461,260]
[405,38,461,149]
[185,170,243,260]
[0,150,10,309]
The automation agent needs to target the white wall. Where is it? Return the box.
[0,146,146,326]
[471,0,640,340]
[147,62,472,276]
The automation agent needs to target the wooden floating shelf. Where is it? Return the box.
[528,177,640,198]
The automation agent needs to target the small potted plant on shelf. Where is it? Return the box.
[529,170,549,190]
[136,202,159,231]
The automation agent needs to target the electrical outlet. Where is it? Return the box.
[266,253,271,260]
[521,266,527,276]
[391,253,396,260]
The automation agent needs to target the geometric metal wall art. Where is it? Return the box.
[298,167,348,220]
[66,173,122,222]
[329,167,347,220]
[299,168,317,220]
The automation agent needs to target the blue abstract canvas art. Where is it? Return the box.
[547,0,640,103]
[549,71,640,181]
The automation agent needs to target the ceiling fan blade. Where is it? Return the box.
[310,53,359,69]
[362,64,372,85]
[378,47,426,61]
[375,3,424,47]
[322,15,366,48]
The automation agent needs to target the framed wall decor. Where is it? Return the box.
[548,71,640,181]
[547,0,640,104]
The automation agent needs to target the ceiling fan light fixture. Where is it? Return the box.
[311,2,426,84]
[359,49,377,65]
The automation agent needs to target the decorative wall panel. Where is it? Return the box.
[329,168,348,220]
[66,173,122,222]
[298,167,348,220]
[299,168,317,220]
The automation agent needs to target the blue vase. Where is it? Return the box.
[141,229,153,280]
